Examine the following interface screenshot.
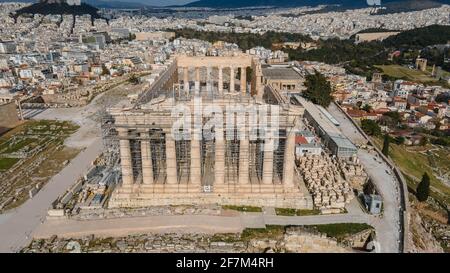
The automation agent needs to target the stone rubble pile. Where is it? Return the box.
[340,155,368,191]
[21,228,356,253]
[298,154,353,213]
[73,205,222,220]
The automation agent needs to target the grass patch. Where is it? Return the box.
[240,223,372,243]
[275,208,296,216]
[0,138,36,154]
[297,209,321,216]
[241,225,285,241]
[375,65,437,83]
[0,120,80,212]
[275,208,321,216]
[222,205,262,212]
[309,223,373,241]
[372,137,450,206]
[0,158,19,171]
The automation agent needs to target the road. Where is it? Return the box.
[0,138,103,252]
[327,103,402,253]
[33,200,370,240]
[358,150,401,253]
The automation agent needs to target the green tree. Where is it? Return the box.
[419,136,428,146]
[362,104,372,112]
[303,71,333,107]
[101,64,109,76]
[361,119,381,136]
[383,111,402,124]
[128,74,139,85]
[416,173,430,202]
[395,136,405,145]
[128,33,136,41]
[382,134,390,157]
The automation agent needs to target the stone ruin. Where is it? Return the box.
[297,154,356,213]
[339,154,368,192]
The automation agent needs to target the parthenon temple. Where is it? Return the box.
[105,54,312,209]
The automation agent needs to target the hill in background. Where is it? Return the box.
[11,0,106,25]
[184,0,448,11]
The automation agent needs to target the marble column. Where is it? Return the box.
[195,67,200,92]
[206,66,212,93]
[255,75,263,97]
[183,66,189,93]
[283,129,296,188]
[140,130,153,185]
[165,134,178,184]
[118,128,133,186]
[190,138,201,186]
[262,146,274,185]
[238,137,249,185]
[214,129,225,185]
[218,66,223,94]
[240,67,247,94]
[229,66,235,93]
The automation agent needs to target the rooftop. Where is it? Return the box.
[262,66,301,80]
[328,133,357,151]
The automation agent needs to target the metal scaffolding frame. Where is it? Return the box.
[103,68,299,188]
[175,139,191,184]
[224,129,240,184]
[201,138,215,187]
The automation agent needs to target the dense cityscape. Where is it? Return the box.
[0,0,449,258]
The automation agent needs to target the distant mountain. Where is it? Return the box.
[12,1,105,22]
[84,0,150,9]
[1,0,446,10]
[0,0,150,9]
[184,0,448,9]
[184,0,354,8]
[0,0,35,3]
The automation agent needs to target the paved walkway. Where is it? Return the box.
[358,150,401,252]
[327,103,402,253]
[33,211,370,240]
[34,215,244,238]
[0,138,103,253]
[33,199,372,240]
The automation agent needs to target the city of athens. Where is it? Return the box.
[0,0,449,260]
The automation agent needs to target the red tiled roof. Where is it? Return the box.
[393,96,406,102]
[375,108,391,113]
[295,136,309,145]
[347,109,367,117]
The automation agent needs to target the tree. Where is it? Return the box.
[361,119,381,136]
[395,136,405,145]
[128,74,139,85]
[382,111,401,127]
[382,134,390,157]
[435,92,450,104]
[416,173,430,202]
[362,104,372,112]
[419,136,428,146]
[303,71,333,107]
[101,64,109,76]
